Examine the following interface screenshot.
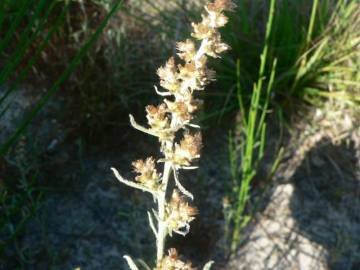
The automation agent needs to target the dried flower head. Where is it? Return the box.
[157,57,180,92]
[178,62,207,92]
[191,20,215,40]
[155,248,197,270]
[177,39,197,62]
[165,190,198,235]
[208,11,229,28]
[172,133,202,166]
[178,63,198,87]
[146,104,175,142]
[204,33,230,58]
[164,99,192,123]
[146,104,170,129]
[206,0,237,12]
[132,157,160,189]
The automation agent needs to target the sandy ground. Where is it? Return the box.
[228,107,360,270]
[2,83,360,270]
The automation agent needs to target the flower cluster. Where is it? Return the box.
[111,1,235,269]
[165,190,198,235]
[172,133,202,167]
[132,157,160,190]
[149,1,235,147]
[155,248,196,270]
[145,104,174,142]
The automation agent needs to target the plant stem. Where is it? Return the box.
[156,161,172,262]
[307,0,319,46]
[231,0,275,252]
[155,21,213,264]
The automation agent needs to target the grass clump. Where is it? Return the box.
[0,0,123,155]
[0,1,123,267]
[222,0,359,253]
[291,0,360,105]
[218,0,359,110]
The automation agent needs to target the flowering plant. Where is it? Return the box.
[111,1,235,269]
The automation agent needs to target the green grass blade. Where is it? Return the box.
[306,0,319,46]
[0,1,5,35]
[236,58,247,127]
[0,0,51,85]
[0,0,32,53]
[231,0,276,252]
[256,58,277,140]
[0,0,123,156]
[0,1,68,105]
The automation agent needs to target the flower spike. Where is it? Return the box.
[111,0,236,268]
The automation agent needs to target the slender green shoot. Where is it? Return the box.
[229,0,276,252]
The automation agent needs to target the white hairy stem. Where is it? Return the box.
[155,37,208,263]
[173,166,194,200]
[123,255,140,270]
[156,161,172,262]
[195,38,209,62]
[147,211,158,237]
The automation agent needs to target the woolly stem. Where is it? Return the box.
[195,38,209,62]
[155,35,210,264]
[156,161,172,262]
